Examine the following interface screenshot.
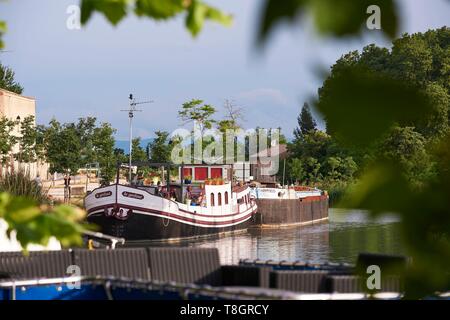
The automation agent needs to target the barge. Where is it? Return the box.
[250,185,329,228]
[85,163,257,241]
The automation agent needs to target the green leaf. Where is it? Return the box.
[257,0,398,45]
[186,1,232,37]
[257,0,306,45]
[340,161,412,214]
[81,0,128,26]
[4,196,40,224]
[0,192,11,218]
[134,0,185,19]
[316,66,432,146]
[311,0,398,38]
[0,21,6,49]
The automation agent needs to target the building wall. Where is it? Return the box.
[0,89,49,179]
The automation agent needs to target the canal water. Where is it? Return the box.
[156,209,404,265]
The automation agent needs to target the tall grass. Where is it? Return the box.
[0,170,49,204]
[317,180,353,207]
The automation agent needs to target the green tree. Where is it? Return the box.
[131,137,148,162]
[93,122,117,184]
[339,156,358,180]
[315,28,450,297]
[303,157,321,185]
[293,102,317,140]
[179,99,216,137]
[16,115,37,164]
[379,126,433,186]
[287,158,305,184]
[114,148,128,164]
[325,156,342,181]
[0,62,23,94]
[34,124,47,163]
[44,119,82,174]
[148,131,172,163]
[0,117,16,164]
[76,117,97,165]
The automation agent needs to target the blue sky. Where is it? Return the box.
[1,0,449,140]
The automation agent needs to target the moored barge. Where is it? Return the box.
[250,185,329,228]
[85,163,257,241]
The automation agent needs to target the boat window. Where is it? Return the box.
[218,192,222,206]
[210,193,215,206]
[224,192,229,204]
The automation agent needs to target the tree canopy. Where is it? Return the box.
[0,62,23,94]
[293,102,317,140]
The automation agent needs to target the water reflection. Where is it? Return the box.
[151,209,404,265]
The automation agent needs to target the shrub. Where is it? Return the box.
[0,170,48,204]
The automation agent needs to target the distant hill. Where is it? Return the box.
[114,138,153,152]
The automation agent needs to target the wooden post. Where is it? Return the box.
[166,164,170,199]
[180,164,184,203]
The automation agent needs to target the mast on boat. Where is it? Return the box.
[121,94,153,183]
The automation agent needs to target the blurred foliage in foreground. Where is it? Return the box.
[0,192,88,250]
[316,27,450,298]
[0,0,448,297]
[80,0,232,37]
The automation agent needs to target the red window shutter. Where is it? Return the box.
[195,167,208,180]
[183,168,192,177]
[210,168,222,179]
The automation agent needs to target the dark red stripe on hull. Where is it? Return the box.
[87,212,256,241]
[87,203,256,226]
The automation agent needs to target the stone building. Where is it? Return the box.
[0,88,48,179]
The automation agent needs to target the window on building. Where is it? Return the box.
[210,193,215,206]
[182,168,192,178]
[195,167,208,180]
[211,168,222,179]
[224,192,229,205]
[218,192,222,206]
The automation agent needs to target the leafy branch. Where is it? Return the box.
[0,192,89,250]
[80,0,232,37]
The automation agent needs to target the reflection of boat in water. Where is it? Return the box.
[85,163,257,241]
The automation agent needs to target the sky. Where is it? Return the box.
[0,0,449,141]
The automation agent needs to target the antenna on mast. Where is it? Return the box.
[121,94,154,183]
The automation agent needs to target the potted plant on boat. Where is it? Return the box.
[205,178,212,185]
[184,175,192,184]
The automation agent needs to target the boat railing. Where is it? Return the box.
[82,230,125,249]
